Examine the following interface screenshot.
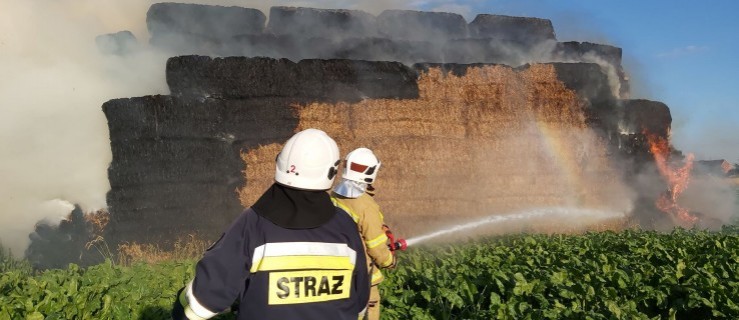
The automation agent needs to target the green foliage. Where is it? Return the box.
[2,227,739,319]
[0,243,31,275]
[382,225,739,320]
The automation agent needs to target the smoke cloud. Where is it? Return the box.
[0,0,430,257]
[0,0,171,256]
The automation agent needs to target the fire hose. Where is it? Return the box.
[383,224,407,253]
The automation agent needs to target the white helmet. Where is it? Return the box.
[275,128,340,190]
[342,147,381,184]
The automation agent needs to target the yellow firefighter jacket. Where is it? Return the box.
[330,192,394,286]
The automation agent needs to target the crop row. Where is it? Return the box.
[2,225,738,319]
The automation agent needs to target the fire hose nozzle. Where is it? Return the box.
[388,238,407,252]
[384,224,407,252]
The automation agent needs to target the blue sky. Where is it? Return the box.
[417,0,739,162]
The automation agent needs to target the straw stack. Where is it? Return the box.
[239,64,632,237]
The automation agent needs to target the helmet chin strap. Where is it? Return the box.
[333,179,368,198]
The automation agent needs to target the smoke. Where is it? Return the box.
[681,175,738,226]
[672,112,739,163]
[621,52,652,99]
[0,0,173,256]
[0,0,435,257]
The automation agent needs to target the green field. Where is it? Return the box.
[2,226,739,320]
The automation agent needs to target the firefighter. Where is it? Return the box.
[172,128,370,320]
[331,147,396,320]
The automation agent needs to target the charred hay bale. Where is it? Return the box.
[147,3,266,40]
[107,139,244,188]
[544,63,616,106]
[95,31,137,55]
[102,95,298,143]
[376,10,467,42]
[106,203,243,246]
[295,59,419,101]
[554,41,622,68]
[106,183,241,213]
[267,7,378,40]
[620,99,671,137]
[229,34,298,59]
[167,56,300,98]
[469,14,556,44]
[442,38,530,65]
[546,63,618,132]
[554,41,630,98]
[228,34,339,61]
[166,55,419,100]
[333,38,442,65]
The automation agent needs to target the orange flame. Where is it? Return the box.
[646,133,697,226]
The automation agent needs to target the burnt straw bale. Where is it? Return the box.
[377,10,468,42]
[103,94,299,244]
[147,3,266,39]
[554,41,623,68]
[267,6,378,40]
[102,95,297,142]
[620,99,672,137]
[442,38,533,65]
[106,200,244,246]
[333,38,442,65]
[166,55,419,100]
[545,63,617,106]
[554,41,629,98]
[107,183,241,214]
[229,34,339,61]
[469,14,556,44]
[107,139,243,187]
[550,63,620,132]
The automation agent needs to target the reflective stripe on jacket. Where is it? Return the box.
[174,208,370,320]
[330,193,394,286]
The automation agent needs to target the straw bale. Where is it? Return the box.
[239,143,283,207]
[147,3,266,39]
[361,136,474,163]
[354,99,465,123]
[365,120,466,138]
[468,14,555,43]
[234,64,631,235]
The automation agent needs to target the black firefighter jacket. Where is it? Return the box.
[172,207,370,320]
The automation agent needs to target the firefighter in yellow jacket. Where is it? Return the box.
[331,147,396,320]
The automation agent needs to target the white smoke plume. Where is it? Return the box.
[0,0,428,257]
[0,0,176,256]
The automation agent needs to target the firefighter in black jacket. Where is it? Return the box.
[172,128,370,320]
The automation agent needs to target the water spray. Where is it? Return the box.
[404,207,626,247]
